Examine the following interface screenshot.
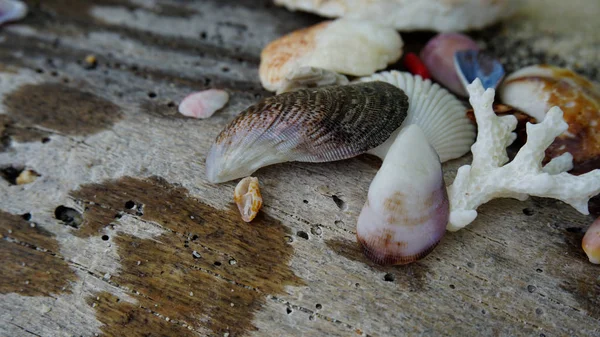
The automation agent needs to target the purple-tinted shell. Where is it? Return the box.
[0,0,27,26]
[420,33,479,97]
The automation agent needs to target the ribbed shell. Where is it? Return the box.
[358,71,475,162]
[206,81,409,183]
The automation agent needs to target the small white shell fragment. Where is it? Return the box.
[447,78,600,231]
[0,0,27,26]
[582,217,600,264]
[178,89,229,119]
[260,19,403,92]
[16,169,39,185]
[358,71,475,163]
[273,0,520,32]
[234,177,263,222]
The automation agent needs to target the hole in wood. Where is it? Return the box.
[522,208,535,216]
[286,307,292,314]
[214,261,222,266]
[315,304,322,310]
[0,166,23,185]
[297,231,309,240]
[21,213,31,221]
[148,92,157,99]
[102,235,109,241]
[383,273,395,282]
[124,200,136,209]
[54,205,82,228]
[332,195,346,210]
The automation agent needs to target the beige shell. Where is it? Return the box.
[582,217,600,264]
[234,177,263,222]
[274,0,520,32]
[500,65,600,174]
[259,19,402,92]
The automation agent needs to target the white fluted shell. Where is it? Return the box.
[358,71,475,162]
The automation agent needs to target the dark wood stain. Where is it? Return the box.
[4,83,122,136]
[70,176,304,336]
[0,114,50,151]
[0,210,77,296]
[325,238,429,292]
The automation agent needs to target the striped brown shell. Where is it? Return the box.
[206,81,409,183]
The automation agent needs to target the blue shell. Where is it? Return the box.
[454,50,505,90]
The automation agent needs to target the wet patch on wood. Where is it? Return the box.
[0,210,77,296]
[0,114,50,152]
[4,83,122,136]
[325,238,429,291]
[69,176,304,336]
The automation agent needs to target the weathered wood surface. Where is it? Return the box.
[1,1,599,336]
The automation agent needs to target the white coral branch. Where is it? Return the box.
[447,79,600,231]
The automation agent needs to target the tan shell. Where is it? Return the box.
[500,65,600,174]
[274,0,519,32]
[582,217,600,264]
[259,19,402,92]
[234,177,263,222]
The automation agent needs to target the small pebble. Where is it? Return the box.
[84,54,98,70]
[16,170,39,185]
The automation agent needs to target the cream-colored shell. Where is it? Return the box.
[358,71,475,163]
[259,19,402,92]
[274,0,520,32]
[234,177,263,222]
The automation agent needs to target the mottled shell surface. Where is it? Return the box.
[356,125,449,265]
[206,81,409,183]
[259,19,402,92]
[234,177,263,223]
[273,0,519,32]
[500,65,600,174]
[358,71,475,162]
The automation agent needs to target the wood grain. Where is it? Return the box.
[0,0,599,336]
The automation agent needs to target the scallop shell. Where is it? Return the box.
[234,177,263,222]
[356,124,448,265]
[358,71,476,162]
[273,0,519,32]
[500,65,600,174]
[206,81,409,183]
[259,19,403,92]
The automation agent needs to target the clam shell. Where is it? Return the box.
[259,19,402,92]
[358,71,476,162]
[356,125,448,265]
[500,65,600,174]
[273,0,519,32]
[206,81,409,183]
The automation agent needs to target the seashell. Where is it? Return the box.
[454,50,504,92]
[358,71,476,162]
[499,65,600,174]
[273,0,520,32]
[583,217,600,264]
[15,169,39,185]
[178,89,229,119]
[403,53,430,80]
[206,81,409,183]
[420,33,479,97]
[356,124,449,265]
[0,0,27,26]
[277,66,349,95]
[259,19,402,92]
[234,177,263,222]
